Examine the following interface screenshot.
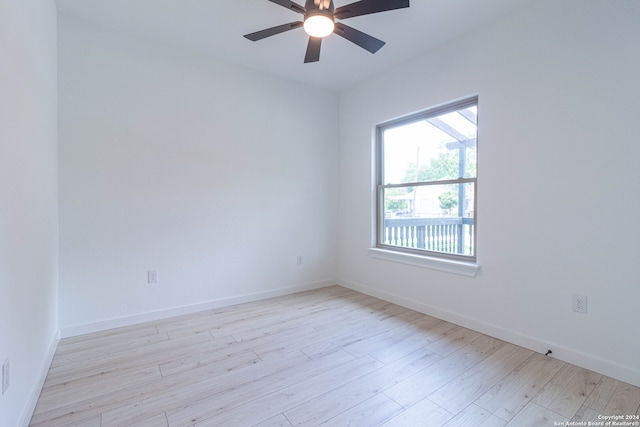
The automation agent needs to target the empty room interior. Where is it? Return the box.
[2,0,640,426]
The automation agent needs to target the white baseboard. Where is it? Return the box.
[60,280,336,338]
[21,330,60,427]
[337,278,640,388]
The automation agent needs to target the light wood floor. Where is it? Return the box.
[31,286,640,427]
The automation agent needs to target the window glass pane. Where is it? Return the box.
[382,106,477,184]
[382,182,475,257]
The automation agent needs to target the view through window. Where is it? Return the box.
[376,97,478,261]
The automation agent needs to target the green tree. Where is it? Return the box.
[438,191,458,211]
[384,187,409,212]
[402,147,476,183]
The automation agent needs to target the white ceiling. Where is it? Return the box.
[56,0,533,91]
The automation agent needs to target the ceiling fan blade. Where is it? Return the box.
[244,21,303,41]
[334,0,409,20]
[267,0,306,14]
[304,37,322,63]
[333,22,385,54]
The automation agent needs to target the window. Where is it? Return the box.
[376,97,478,262]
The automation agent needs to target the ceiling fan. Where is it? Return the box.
[244,0,410,63]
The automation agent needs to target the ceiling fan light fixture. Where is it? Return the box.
[304,13,335,38]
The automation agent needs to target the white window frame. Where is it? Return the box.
[375,96,479,266]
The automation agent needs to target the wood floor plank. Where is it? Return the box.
[56,323,158,351]
[30,286,640,427]
[193,355,384,426]
[205,304,303,337]
[284,348,441,426]
[305,299,401,331]
[35,365,162,414]
[367,317,444,364]
[475,352,565,421]
[126,413,169,427]
[571,405,607,424]
[428,344,533,414]
[51,332,171,367]
[384,335,506,408]
[32,367,200,427]
[165,326,214,341]
[341,311,437,359]
[102,350,315,427]
[165,350,357,427]
[231,324,319,353]
[424,324,482,357]
[381,398,453,427]
[43,334,224,384]
[533,364,602,419]
[603,381,640,415]
[250,326,347,359]
[504,402,568,427]
[32,350,308,427]
[583,375,620,413]
[217,299,338,337]
[58,415,102,427]
[157,345,260,378]
[275,286,349,306]
[155,311,246,335]
[319,392,404,426]
[253,414,294,427]
[55,325,161,354]
[299,323,388,359]
[50,333,207,374]
[441,403,507,427]
[228,315,314,342]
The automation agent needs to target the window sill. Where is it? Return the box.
[368,248,480,277]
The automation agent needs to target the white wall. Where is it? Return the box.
[58,15,339,333]
[338,0,640,386]
[0,0,59,425]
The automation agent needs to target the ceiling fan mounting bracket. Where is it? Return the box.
[305,0,335,13]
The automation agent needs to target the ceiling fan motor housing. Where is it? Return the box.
[304,8,334,23]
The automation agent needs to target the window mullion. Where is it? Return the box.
[381,177,475,190]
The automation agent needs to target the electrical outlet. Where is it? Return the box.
[147,270,158,284]
[2,358,9,395]
[572,294,587,314]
